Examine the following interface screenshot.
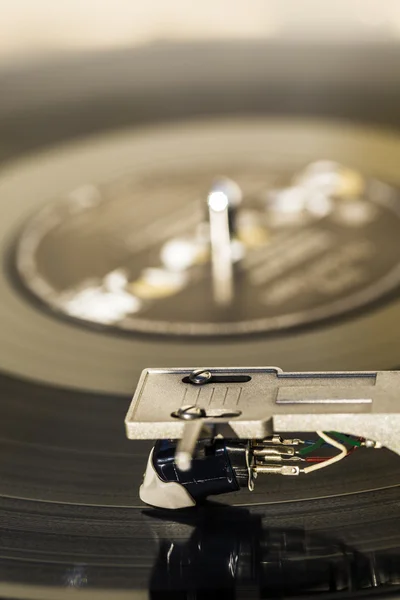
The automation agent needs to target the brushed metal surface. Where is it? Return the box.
[125,367,400,454]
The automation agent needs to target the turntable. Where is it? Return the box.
[0,27,399,599]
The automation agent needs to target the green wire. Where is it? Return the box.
[299,432,362,455]
[299,437,325,456]
[329,432,362,447]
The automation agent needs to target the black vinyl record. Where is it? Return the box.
[0,41,399,598]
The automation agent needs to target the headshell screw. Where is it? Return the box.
[171,405,207,420]
[188,369,213,385]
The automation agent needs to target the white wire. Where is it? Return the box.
[302,431,348,474]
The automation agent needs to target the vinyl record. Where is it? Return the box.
[0,42,399,599]
[3,117,400,394]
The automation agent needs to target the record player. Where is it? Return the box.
[0,3,399,598]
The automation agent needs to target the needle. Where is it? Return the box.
[207,178,242,306]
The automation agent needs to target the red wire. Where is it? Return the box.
[305,446,358,463]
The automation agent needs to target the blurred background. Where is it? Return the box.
[1,0,400,392]
[2,0,400,66]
